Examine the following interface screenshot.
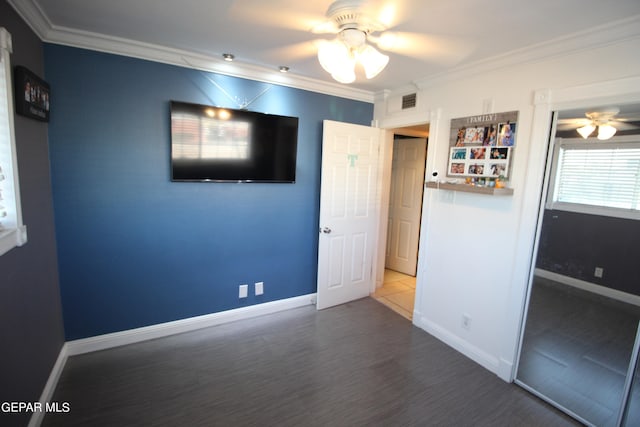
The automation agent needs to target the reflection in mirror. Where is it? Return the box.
[516,103,640,426]
[622,341,640,426]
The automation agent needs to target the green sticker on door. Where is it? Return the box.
[347,154,358,167]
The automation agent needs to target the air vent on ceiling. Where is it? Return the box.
[402,93,417,110]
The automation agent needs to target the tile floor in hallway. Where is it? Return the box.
[371,269,416,320]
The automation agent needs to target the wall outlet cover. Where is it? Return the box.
[239,284,248,298]
[255,282,264,296]
[594,267,604,278]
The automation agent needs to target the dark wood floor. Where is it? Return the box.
[43,298,579,427]
[518,276,640,426]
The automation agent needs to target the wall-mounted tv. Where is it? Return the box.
[170,101,298,183]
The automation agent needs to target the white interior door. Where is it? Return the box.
[316,120,382,310]
[385,137,426,275]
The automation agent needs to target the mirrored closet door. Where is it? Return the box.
[516,104,640,427]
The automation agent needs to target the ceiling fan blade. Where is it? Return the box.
[311,0,408,34]
[311,20,340,34]
[348,0,412,28]
[557,119,586,124]
[613,114,640,122]
[556,123,583,131]
[370,31,475,65]
[556,118,590,128]
[227,0,327,33]
[263,40,321,62]
[613,121,640,131]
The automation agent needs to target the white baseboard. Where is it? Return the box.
[497,357,514,382]
[66,294,317,356]
[535,268,640,307]
[28,343,69,427]
[414,315,501,377]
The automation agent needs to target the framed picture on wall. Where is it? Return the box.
[13,65,50,122]
[447,110,518,179]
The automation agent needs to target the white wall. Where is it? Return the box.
[373,19,640,381]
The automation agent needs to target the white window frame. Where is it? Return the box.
[0,28,27,256]
[547,135,640,221]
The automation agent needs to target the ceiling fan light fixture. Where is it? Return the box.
[317,31,389,83]
[597,123,617,140]
[330,57,357,84]
[358,44,389,79]
[317,39,357,83]
[370,32,398,51]
[577,124,596,139]
[317,39,350,73]
[316,0,393,83]
[331,69,356,84]
[340,28,366,48]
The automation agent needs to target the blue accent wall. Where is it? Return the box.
[44,45,373,340]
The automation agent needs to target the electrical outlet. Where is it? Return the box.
[594,267,604,278]
[255,281,264,296]
[462,314,471,330]
[239,284,248,298]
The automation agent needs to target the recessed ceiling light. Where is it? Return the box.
[279,66,290,73]
[223,53,235,62]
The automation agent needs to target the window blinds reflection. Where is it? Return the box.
[171,111,251,161]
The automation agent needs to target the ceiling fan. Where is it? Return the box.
[230,0,471,84]
[313,0,394,83]
[557,108,640,140]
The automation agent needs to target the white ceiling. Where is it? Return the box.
[8,0,640,96]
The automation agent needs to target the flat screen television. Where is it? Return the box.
[170,101,298,183]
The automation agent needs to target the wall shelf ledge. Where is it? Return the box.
[426,181,514,195]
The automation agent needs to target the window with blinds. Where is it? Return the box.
[0,27,27,256]
[549,138,640,220]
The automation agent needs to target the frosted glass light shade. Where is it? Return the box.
[317,39,356,83]
[358,45,389,79]
[317,40,349,73]
[317,34,389,83]
[577,124,595,139]
[597,124,617,140]
[331,62,356,83]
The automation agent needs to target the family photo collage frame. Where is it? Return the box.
[447,111,518,181]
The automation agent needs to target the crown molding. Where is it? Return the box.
[10,0,639,102]
[7,0,50,40]
[47,25,376,103]
[414,14,640,90]
[7,0,375,103]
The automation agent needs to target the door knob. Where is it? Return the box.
[322,227,332,234]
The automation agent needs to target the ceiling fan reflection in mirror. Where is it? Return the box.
[557,108,640,140]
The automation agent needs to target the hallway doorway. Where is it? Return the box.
[372,269,416,320]
[373,124,428,320]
